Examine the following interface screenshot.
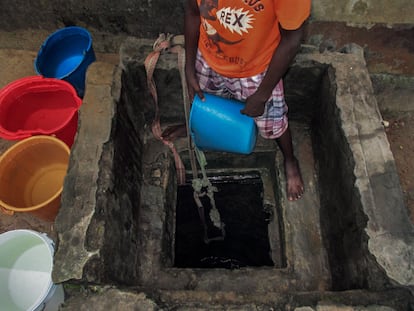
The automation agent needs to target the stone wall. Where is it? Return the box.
[312,0,414,25]
[0,0,185,36]
[0,0,413,36]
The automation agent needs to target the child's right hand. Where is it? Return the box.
[185,69,204,102]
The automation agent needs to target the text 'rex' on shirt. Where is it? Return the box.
[197,0,311,78]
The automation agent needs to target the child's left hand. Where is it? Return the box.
[240,92,267,117]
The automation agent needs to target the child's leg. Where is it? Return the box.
[254,80,304,201]
[213,73,304,201]
[275,127,304,201]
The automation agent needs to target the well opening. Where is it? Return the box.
[175,170,275,269]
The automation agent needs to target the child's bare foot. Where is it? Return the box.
[161,124,187,140]
[285,157,304,201]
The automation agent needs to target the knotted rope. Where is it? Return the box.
[145,34,225,243]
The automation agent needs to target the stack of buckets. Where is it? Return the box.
[0,26,95,219]
[0,26,96,310]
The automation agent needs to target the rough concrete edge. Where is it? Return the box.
[275,128,332,289]
[53,60,119,283]
[60,285,413,311]
[60,286,411,310]
[156,287,412,309]
[61,287,160,311]
[299,51,414,287]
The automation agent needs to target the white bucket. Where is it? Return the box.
[0,229,64,311]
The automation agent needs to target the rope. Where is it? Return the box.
[194,148,224,235]
[173,39,226,243]
[144,34,186,185]
[170,39,199,181]
[145,34,225,243]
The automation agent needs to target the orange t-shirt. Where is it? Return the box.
[197,0,311,78]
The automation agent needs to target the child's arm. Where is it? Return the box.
[184,0,204,101]
[241,22,305,117]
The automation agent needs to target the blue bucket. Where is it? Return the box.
[35,26,96,98]
[189,93,257,154]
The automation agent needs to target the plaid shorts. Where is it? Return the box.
[195,50,288,139]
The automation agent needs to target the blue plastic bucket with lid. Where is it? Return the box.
[189,93,257,154]
[34,26,96,98]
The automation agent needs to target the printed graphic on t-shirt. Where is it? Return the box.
[216,7,254,35]
[199,0,253,58]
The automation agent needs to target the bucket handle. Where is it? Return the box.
[0,206,14,216]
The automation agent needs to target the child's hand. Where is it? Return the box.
[240,92,267,117]
[185,68,204,102]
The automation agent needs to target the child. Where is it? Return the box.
[183,0,311,201]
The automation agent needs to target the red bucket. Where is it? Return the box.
[0,76,81,147]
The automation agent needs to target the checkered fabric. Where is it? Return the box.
[195,51,288,139]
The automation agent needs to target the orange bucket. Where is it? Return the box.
[0,136,70,221]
